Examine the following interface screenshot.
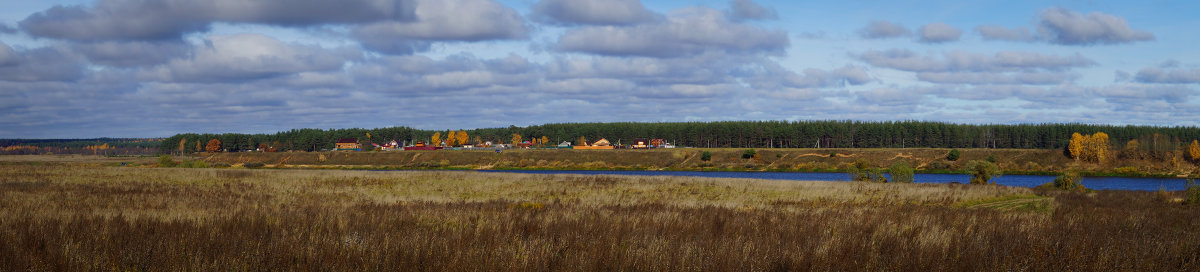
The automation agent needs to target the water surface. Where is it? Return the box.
[482,170,1190,191]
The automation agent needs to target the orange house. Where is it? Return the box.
[336,138,360,151]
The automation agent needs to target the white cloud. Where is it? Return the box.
[859,21,910,39]
[556,7,788,58]
[1036,7,1154,45]
[352,0,528,54]
[726,0,778,21]
[532,0,656,26]
[918,22,962,43]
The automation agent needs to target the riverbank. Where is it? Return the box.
[184,148,1197,177]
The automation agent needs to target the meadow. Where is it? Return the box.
[1,158,1199,270]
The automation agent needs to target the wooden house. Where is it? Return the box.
[335,138,360,151]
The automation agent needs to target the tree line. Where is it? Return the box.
[158,121,1200,153]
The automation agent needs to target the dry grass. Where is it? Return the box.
[2,162,1199,271]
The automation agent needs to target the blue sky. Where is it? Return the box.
[1,0,1198,138]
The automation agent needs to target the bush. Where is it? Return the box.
[742,149,757,159]
[178,160,209,168]
[986,154,996,163]
[946,149,961,161]
[1049,171,1086,191]
[157,155,177,167]
[1187,179,1200,205]
[211,163,232,168]
[243,162,265,168]
[775,153,782,158]
[889,162,914,183]
[701,151,712,161]
[829,152,837,158]
[848,160,886,183]
[965,160,1001,184]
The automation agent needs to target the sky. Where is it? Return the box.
[1,0,1198,138]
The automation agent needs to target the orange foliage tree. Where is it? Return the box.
[206,139,222,153]
[431,132,442,146]
[512,134,522,146]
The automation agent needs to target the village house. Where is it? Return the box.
[335,138,360,151]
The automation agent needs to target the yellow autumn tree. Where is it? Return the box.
[512,133,522,146]
[1189,140,1200,161]
[457,131,469,147]
[445,131,458,146]
[1068,132,1084,160]
[431,132,442,146]
[577,136,587,146]
[178,138,187,155]
[1124,139,1139,150]
[1087,132,1109,164]
[541,136,550,147]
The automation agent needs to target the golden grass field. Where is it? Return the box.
[1,156,1199,270]
[192,147,1198,176]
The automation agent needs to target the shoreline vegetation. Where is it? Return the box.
[2,159,1199,270]
[118,147,1200,178]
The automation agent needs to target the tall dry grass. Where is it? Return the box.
[1,164,1198,271]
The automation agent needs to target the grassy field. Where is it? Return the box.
[2,158,1199,270]
[191,147,1198,176]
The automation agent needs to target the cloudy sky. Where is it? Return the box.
[1,0,1198,138]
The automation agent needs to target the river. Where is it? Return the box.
[481,170,1193,191]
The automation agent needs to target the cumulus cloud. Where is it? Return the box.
[1036,7,1154,45]
[72,40,191,67]
[746,62,872,90]
[1093,83,1193,104]
[726,0,778,21]
[352,0,528,54]
[18,0,417,41]
[918,22,962,43]
[856,49,1095,72]
[859,21,910,39]
[146,34,360,82]
[916,71,1076,85]
[1135,67,1200,84]
[976,25,1034,41]
[0,43,85,82]
[0,23,17,34]
[556,7,788,58]
[532,0,656,26]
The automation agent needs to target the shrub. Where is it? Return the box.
[986,154,996,163]
[1049,171,1086,191]
[829,152,837,158]
[965,160,1001,184]
[889,162,914,183]
[742,149,757,159]
[775,153,782,158]
[243,162,265,168]
[211,162,232,168]
[700,151,712,161]
[179,160,209,168]
[1187,179,1200,205]
[157,155,177,167]
[946,149,961,161]
[848,160,886,183]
